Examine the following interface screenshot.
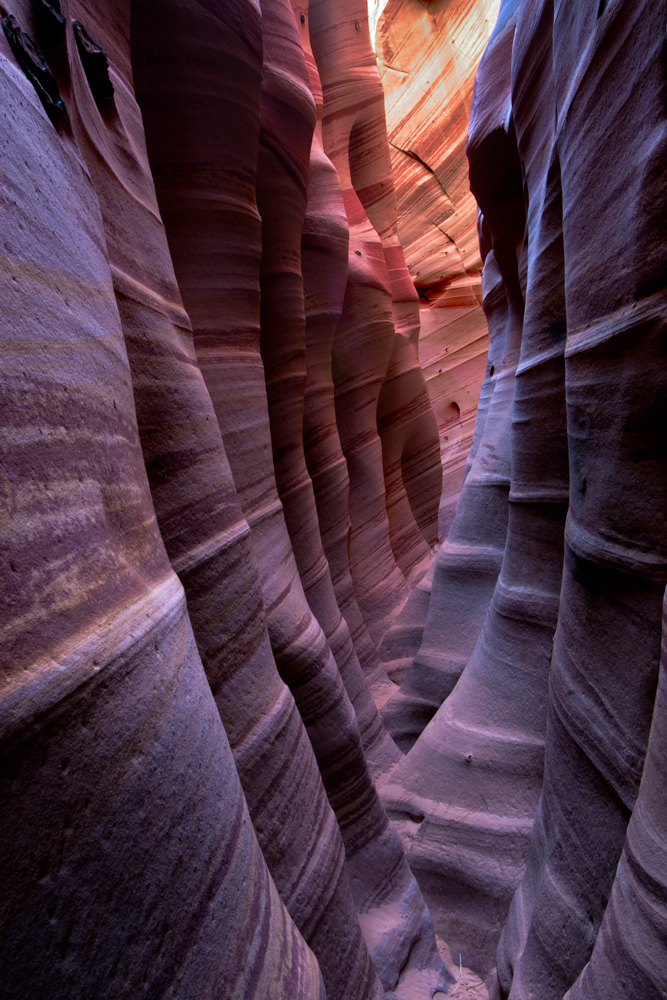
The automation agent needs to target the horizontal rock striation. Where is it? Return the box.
[382,0,667,990]
[311,0,441,651]
[11,0,667,998]
[131,1,387,996]
[300,41,395,706]
[381,1,524,868]
[563,586,667,1000]
[260,0,398,783]
[66,1,381,996]
[381,245,514,748]
[0,18,322,996]
[495,0,667,995]
[133,0,446,994]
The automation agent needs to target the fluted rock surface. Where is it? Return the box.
[132,0,447,994]
[300,20,394,704]
[322,2,442,577]
[382,0,667,991]
[311,0,441,647]
[0,20,322,996]
[495,1,667,996]
[381,247,514,748]
[259,0,398,782]
[563,586,667,1000]
[10,0,667,997]
[50,2,381,996]
[372,0,500,534]
[382,0,563,977]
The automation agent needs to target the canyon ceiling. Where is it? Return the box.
[1,1,665,999]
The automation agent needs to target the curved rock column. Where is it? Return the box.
[258,0,398,780]
[381,247,514,747]
[381,2,523,754]
[331,195,411,644]
[0,22,321,997]
[56,2,382,996]
[563,586,667,1000]
[130,0,449,993]
[300,2,397,705]
[372,0,497,535]
[331,4,442,570]
[310,0,434,641]
[495,0,667,995]
[376,554,438,690]
[376,269,442,573]
[381,2,567,977]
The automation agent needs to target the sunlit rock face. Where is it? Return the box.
[370,0,500,534]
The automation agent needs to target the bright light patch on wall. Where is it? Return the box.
[367,0,390,49]
[368,0,501,55]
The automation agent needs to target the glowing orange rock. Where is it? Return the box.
[372,0,499,534]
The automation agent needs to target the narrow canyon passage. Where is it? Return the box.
[1,2,666,1000]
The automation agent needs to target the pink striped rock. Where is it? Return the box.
[65,0,382,996]
[259,0,398,782]
[311,0,429,645]
[0,13,322,995]
[299,9,394,704]
[381,246,514,748]
[372,0,497,536]
[132,0,448,992]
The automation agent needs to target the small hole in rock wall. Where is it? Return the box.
[405,811,424,824]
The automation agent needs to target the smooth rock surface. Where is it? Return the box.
[300,22,395,705]
[65,2,381,996]
[381,246,514,748]
[5,0,667,998]
[563,586,667,1000]
[311,0,439,647]
[260,0,399,781]
[0,24,322,996]
[133,0,447,993]
[372,0,500,534]
[495,1,667,995]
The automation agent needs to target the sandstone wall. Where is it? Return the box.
[3,0,666,998]
[371,0,500,534]
[0,5,323,995]
[381,2,667,997]
[0,0,448,997]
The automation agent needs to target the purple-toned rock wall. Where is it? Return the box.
[381,0,667,994]
[0,4,323,994]
[2,0,667,998]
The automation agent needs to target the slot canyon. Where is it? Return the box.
[1,0,666,997]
